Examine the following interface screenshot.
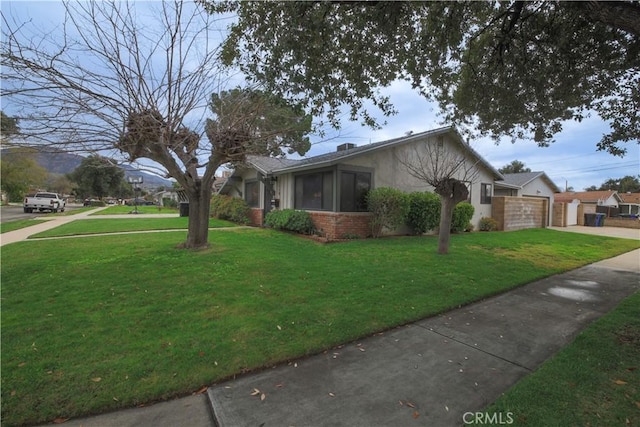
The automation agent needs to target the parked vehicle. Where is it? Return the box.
[23,192,66,213]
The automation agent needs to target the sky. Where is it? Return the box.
[3,1,639,192]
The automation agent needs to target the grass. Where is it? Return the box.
[29,217,237,238]
[0,219,48,233]
[92,205,179,215]
[1,228,638,426]
[486,291,639,426]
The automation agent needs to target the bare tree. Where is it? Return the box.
[397,137,479,254]
[1,1,310,249]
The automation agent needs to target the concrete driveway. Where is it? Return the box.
[548,224,640,240]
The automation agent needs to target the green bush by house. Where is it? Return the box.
[210,194,250,224]
[367,187,410,238]
[407,191,441,234]
[452,202,474,232]
[479,216,498,231]
[264,209,315,234]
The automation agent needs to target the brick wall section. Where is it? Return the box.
[307,211,372,240]
[249,208,263,227]
[552,203,566,227]
[492,196,547,231]
[603,218,640,229]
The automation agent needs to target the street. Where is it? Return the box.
[0,204,83,223]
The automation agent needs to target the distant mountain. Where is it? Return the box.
[2,148,174,190]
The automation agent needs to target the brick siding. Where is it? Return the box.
[248,208,263,226]
[307,211,372,240]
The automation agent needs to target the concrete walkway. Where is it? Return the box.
[7,219,635,426]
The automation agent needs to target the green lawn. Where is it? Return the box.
[0,219,48,233]
[1,228,638,426]
[92,205,179,215]
[486,291,639,426]
[29,217,236,238]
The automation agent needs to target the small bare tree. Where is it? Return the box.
[397,136,479,254]
[1,1,310,249]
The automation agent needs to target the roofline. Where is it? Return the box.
[270,126,504,179]
[494,171,561,193]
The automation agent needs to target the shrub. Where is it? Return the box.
[479,216,499,231]
[210,194,250,224]
[406,191,441,234]
[366,187,410,238]
[162,198,178,208]
[264,209,315,234]
[451,202,475,232]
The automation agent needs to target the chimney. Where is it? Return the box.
[337,143,356,152]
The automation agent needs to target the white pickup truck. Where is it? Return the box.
[23,192,66,213]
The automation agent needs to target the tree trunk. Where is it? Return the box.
[438,196,455,255]
[182,185,213,249]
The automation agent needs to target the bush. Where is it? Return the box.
[451,202,475,232]
[210,194,250,224]
[367,187,410,238]
[264,209,315,235]
[406,191,441,234]
[479,216,499,231]
[162,198,178,208]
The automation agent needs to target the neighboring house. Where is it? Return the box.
[218,126,503,239]
[554,190,622,207]
[494,172,560,226]
[619,192,640,216]
[153,189,180,206]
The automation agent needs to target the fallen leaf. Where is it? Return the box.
[445,405,449,412]
[635,401,640,409]
[328,392,335,397]
[413,411,420,419]
[260,393,266,401]
[251,388,261,396]
[614,379,627,385]
[53,417,69,424]
[113,397,119,401]
[277,325,282,330]
[406,401,416,408]
[91,377,102,382]
[18,362,26,367]
[275,383,284,388]
[195,386,208,394]
[11,390,16,396]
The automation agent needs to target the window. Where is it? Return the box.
[340,171,371,212]
[294,171,333,210]
[481,183,492,204]
[245,181,260,208]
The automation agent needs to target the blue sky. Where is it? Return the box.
[4,1,639,192]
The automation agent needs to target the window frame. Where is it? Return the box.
[481,183,492,204]
[339,170,372,212]
[294,170,334,211]
[245,180,260,208]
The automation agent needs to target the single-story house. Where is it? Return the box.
[494,172,560,226]
[554,190,622,207]
[618,192,640,216]
[218,126,503,239]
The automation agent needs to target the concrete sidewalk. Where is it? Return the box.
[0,207,179,246]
